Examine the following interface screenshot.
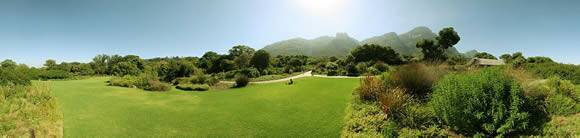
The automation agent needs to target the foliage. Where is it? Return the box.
[350,44,403,65]
[416,27,460,62]
[523,63,580,84]
[429,68,532,136]
[250,50,271,71]
[176,84,210,91]
[356,76,385,101]
[526,56,554,64]
[541,113,580,136]
[108,73,171,91]
[237,67,261,78]
[234,74,249,88]
[474,52,497,59]
[389,63,442,99]
[0,66,31,86]
[0,83,63,137]
[378,87,409,120]
[38,69,73,80]
[325,62,339,76]
[528,76,579,115]
[341,100,392,137]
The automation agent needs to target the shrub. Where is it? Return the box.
[390,63,441,99]
[38,70,72,80]
[366,67,381,75]
[341,100,391,137]
[237,67,260,78]
[356,76,385,101]
[429,68,532,136]
[523,63,580,84]
[378,87,408,119]
[0,68,31,85]
[527,76,579,116]
[373,61,389,72]
[234,74,249,88]
[546,94,579,116]
[0,84,63,137]
[108,73,170,91]
[206,76,220,86]
[143,80,171,91]
[176,84,210,91]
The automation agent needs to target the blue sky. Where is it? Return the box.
[1,0,579,66]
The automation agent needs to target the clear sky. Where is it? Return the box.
[1,0,579,66]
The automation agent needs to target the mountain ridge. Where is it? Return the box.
[261,26,460,57]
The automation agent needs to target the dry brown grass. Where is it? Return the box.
[378,87,409,119]
[356,76,386,101]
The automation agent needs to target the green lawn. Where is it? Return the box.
[49,77,359,137]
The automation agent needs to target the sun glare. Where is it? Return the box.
[295,0,347,17]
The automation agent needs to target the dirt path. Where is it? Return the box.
[221,71,362,84]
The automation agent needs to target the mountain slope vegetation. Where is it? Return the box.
[262,26,461,57]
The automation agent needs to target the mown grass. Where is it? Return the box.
[49,77,358,137]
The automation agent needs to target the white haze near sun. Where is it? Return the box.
[295,0,349,17]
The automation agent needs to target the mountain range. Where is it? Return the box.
[261,26,461,57]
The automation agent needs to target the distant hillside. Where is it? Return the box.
[261,33,359,57]
[261,26,460,57]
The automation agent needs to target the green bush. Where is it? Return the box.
[234,74,249,88]
[143,80,171,91]
[546,94,579,116]
[0,68,31,85]
[176,84,210,91]
[429,68,532,136]
[523,63,580,84]
[237,67,260,78]
[108,73,170,91]
[528,76,579,116]
[341,100,391,137]
[38,70,72,80]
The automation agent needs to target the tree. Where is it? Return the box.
[416,39,445,61]
[228,45,255,57]
[474,52,497,59]
[417,27,461,62]
[437,27,461,49]
[527,56,554,64]
[91,54,110,75]
[44,59,57,70]
[234,53,252,68]
[350,44,403,65]
[250,50,271,71]
[1,60,17,69]
[199,51,220,73]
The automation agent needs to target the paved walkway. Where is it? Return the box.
[220,71,362,84]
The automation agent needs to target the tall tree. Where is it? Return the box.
[350,44,403,65]
[228,45,255,57]
[417,27,461,62]
[250,50,271,71]
[91,54,110,75]
[44,59,57,70]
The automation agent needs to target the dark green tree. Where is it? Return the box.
[250,50,271,71]
[474,52,497,59]
[44,59,57,70]
[350,44,403,65]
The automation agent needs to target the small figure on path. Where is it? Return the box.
[288,79,294,85]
